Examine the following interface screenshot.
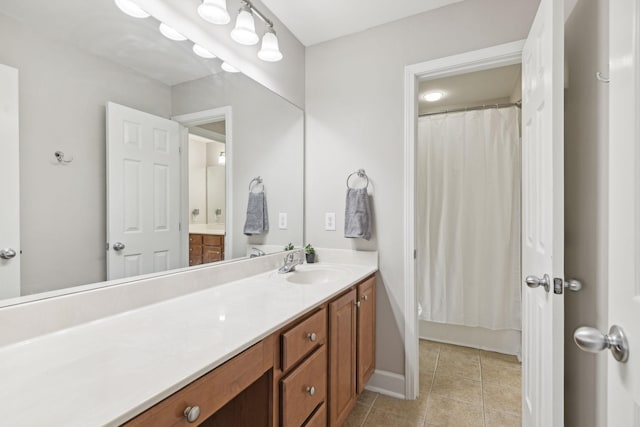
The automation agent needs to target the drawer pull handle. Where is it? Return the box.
[362,295,368,301]
[306,386,316,396]
[184,405,201,423]
[307,332,317,342]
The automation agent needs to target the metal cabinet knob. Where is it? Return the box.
[362,295,368,301]
[355,301,361,308]
[112,242,126,251]
[183,405,201,423]
[306,386,316,396]
[525,274,550,293]
[307,332,317,342]
[574,325,629,362]
[0,248,17,260]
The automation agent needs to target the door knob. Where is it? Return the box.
[112,242,126,251]
[564,279,582,292]
[574,325,629,362]
[0,248,17,260]
[525,274,550,293]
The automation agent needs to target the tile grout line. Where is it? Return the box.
[479,352,487,427]
[359,393,378,427]
[421,346,439,426]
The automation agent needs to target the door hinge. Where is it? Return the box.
[178,146,182,155]
[413,249,417,259]
[106,242,109,251]
[553,277,563,295]
[179,222,182,232]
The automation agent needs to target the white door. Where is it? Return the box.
[605,0,640,423]
[107,102,182,280]
[521,0,565,425]
[0,64,20,298]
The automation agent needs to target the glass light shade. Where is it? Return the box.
[192,44,217,59]
[159,23,187,41]
[197,0,230,25]
[114,0,149,18]
[218,151,226,165]
[221,62,240,73]
[424,92,444,102]
[230,7,259,46]
[257,28,283,62]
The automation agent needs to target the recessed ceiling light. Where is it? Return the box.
[193,44,217,59]
[221,62,240,73]
[423,92,444,102]
[159,23,187,41]
[114,0,149,18]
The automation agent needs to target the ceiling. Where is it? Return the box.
[260,0,465,46]
[0,0,221,86]
[418,64,521,115]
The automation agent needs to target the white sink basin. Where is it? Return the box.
[285,266,350,285]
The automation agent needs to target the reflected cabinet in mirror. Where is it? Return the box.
[0,0,304,304]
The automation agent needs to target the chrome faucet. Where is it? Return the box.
[250,247,266,258]
[278,252,303,274]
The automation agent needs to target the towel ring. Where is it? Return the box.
[346,169,369,189]
[249,176,264,192]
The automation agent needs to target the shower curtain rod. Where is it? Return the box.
[419,101,522,117]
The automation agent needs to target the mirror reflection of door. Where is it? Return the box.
[187,120,226,267]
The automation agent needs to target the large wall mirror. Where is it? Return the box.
[0,0,304,305]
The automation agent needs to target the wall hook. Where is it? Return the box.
[54,151,74,164]
[596,72,610,83]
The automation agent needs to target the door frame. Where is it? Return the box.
[172,106,233,261]
[403,40,525,399]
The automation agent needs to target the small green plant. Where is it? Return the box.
[284,243,295,251]
[304,244,315,255]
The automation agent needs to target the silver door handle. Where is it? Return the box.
[0,248,17,260]
[525,274,550,293]
[113,242,126,251]
[574,325,629,362]
[564,279,582,292]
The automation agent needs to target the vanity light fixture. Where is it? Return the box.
[257,26,283,62]
[221,62,240,73]
[219,151,226,165]
[197,0,231,25]
[230,2,259,46]
[114,0,149,18]
[159,22,187,41]
[193,43,217,59]
[424,91,444,102]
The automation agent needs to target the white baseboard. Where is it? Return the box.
[364,369,406,399]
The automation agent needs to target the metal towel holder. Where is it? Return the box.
[346,169,369,189]
[249,176,264,192]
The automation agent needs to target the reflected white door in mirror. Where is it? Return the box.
[0,64,20,298]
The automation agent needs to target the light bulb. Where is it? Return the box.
[230,6,259,46]
[114,0,149,18]
[221,62,240,73]
[258,27,283,62]
[198,0,230,25]
[218,151,226,165]
[423,92,444,102]
[193,44,216,59]
[159,23,187,41]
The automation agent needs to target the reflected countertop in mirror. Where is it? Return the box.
[0,0,304,306]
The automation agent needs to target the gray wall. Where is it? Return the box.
[0,12,172,295]
[564,0,609,425]
[305,0,539,376]
[172,73,304,258]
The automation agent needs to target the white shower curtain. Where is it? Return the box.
[417,106,521,331]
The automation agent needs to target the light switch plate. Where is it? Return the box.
[325,212,336,231]
[279,212,288,229]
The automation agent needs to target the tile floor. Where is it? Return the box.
[343,340,522,427]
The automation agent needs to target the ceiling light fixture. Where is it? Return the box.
[230,2,259,46]
[221,62,240,73]
[114,0,149,18]
[159,22,187,41]
[424,92,444,102]
[193,44,217,59]
[258,26,283,62]
[218,151,226,165]
[197,0,231,25]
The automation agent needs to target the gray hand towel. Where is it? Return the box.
[344,188,371,240]
[243,191,269,235]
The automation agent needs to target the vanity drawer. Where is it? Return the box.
[281,345,326,427]
[203,247,222,263]
[189,245,202,256]
[281,308,327,372]
[125,337,274,426]
[189,234,203,245]
[203,234,224,246]
[189,255,202,266]
[303,402,326,427]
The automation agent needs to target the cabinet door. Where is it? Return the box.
[357,276,376,394]
[329,289,357,426]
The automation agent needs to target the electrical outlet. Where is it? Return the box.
[325,212,336,231]
[279,212,288,229]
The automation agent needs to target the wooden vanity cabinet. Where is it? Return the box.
[189,234,224,266]
[357,276,376,393]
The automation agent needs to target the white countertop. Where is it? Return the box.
[0,261,376,426]
[189,224,225,236]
